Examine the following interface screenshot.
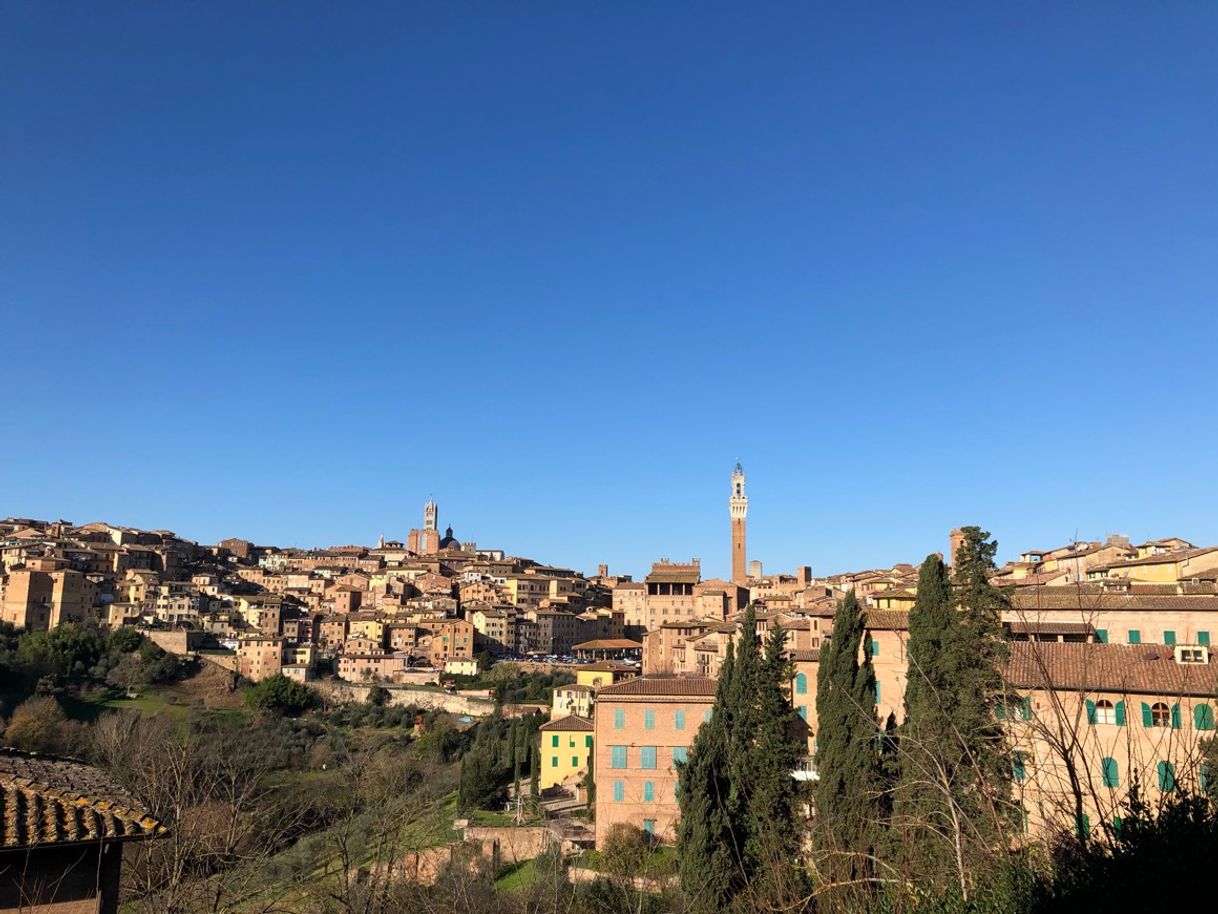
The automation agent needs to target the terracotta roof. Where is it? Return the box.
[1004,642,1218,697]
[863,611,910,631]
[0,750,165,848]
[595,676,717,698]
[539,714,594,732]
[1094,547,1218,570]
[789,649,820,662]
[572,639,643,651]
[1011,589,1218,612]
[1008,621,1094,635]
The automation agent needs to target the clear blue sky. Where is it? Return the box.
[3,3,1216,579]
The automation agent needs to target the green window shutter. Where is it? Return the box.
[1012,752,1026,782]
[1141,702,1153,728]
[1196,704,1215,731]
[1128,629,1141,644]
[1115,700,1126,726]
[1199,631,1211,646]
[1102,757,1119,788]
[1021,697,1032,720]
[551,735,559,748]
[613,708,625,729]
[1113,815,1123,835]
[612,781,623,802]
[1158,761,1176,792]
[995,700,1006,721]
[572,756,579,767]
[1096,629,1108,644]
[871,640,879,657]
[795,673,807,695]
[1164,630,1177,646]
[798,705,807,720]
[674,710,685,730]
[643,781,654,802]
[1201,765,1211,794]
[644,709,655,730]
[585,735,592,747]
[551,757,558,767]
[1076,814,1090,839]
[1172,703,1182,729]
[1085,699,1096,725]
[875,681,881,704]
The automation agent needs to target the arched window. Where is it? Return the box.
[1151,702,1171,727]
[1094,700,1116,724]
[795,672,808,695]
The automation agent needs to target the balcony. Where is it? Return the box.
[792,757,817,781]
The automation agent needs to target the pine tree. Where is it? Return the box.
[813,590,883,908]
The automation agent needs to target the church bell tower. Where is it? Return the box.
[730,462,748,585]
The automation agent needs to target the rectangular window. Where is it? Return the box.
[610,746,627,769]
[1200,632,1211,646]
[674,710,685,730]
[585,735,593,748]
[614,708,625,730]
[551,757,558,767]
[1102,757,1119,788]
[1095,629,1108,644]
[1164,630,1177,646]
[643,781,654,801]
[644,709,655,730]
[798,705,807,720]
[551,735,559,748]
[672,747,688,764]
[572,756,579,767]
[612,781,624,802]
[1128,629,1141,645]
[871,640,879,657]
[642,818,656,837]
[875,682,881,704]
[704,709,713,723]
[641,746,657,769]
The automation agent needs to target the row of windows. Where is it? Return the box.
[550,734,594,748]
[609,746,688,769]
[1000,697,1214,731]
[610,780,676,803]
[1096,629,1209,646]
[1014,753,1182,794]
[613,708,708,730]
[1085,699,1214,730]
[552,755,587,767]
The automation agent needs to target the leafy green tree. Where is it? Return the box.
[106,627,144,653]
[244,674,315,716]
[813,591,884,909]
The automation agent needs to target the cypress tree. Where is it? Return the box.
[896,533,1015,901]
[678,642,740,914]
[813,591,883,908]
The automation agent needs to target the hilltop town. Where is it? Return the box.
[6,462,1218,865]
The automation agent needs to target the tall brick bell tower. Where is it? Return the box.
[730,461,748,585]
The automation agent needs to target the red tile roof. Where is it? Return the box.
[539,714,594,732]
[1004,642,1218,697]
[0,750,165,849]
[595,676,717,698]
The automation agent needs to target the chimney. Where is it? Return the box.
[949,529,965,568]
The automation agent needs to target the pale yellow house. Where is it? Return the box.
[538,715,593,791]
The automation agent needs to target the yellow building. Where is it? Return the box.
[537,715,593,790]
[575,661,637,690]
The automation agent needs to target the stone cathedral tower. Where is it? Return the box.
[730,461,748,584]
